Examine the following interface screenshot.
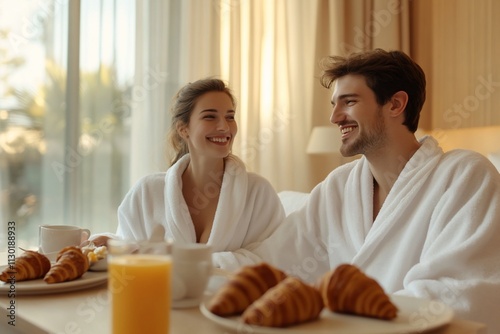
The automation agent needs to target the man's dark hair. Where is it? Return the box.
[320,49,426,133]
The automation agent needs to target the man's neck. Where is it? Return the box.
[368,137,421,216]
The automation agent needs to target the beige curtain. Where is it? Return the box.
[327,0,410,55]
[220,0,321,192]
[136,0,411,192]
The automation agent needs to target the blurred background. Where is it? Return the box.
[1,0,499,249]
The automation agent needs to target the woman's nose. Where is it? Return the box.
[217,118,230,131]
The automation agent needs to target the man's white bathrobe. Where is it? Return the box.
[115,154,285,251]
[213,136,500,332]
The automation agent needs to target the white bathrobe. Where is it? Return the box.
[115,154,285,251]
[213,136,500,332]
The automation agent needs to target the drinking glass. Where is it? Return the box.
[108,239,172,334]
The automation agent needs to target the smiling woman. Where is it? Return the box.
[86,78,286,258]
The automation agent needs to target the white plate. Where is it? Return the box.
[172,297,202,309]
[0,266,107,295]
[200,294,454,334]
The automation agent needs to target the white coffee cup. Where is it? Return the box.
[171,243,212,308]
[39,225,91,258]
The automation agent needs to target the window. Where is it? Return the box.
[0,0,135,249]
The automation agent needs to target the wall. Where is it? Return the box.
[411,0,500,130]
[429,126,500,158]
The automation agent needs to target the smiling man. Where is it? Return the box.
[214,49,500,333]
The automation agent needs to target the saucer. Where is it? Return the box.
[89,258,108,271]
[172,297,203,309]
[171,271,229,309]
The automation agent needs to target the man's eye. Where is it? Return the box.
[346,100,356,105]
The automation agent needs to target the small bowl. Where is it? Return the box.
[89,258,108,272]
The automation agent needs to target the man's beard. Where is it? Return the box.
[340,107,387,157]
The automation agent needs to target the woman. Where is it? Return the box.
[90,78,285,251]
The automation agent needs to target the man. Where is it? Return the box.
[213,49,500,332]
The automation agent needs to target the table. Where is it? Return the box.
[0,280,488,334]
[0,281,226,334]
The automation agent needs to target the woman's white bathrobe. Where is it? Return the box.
[115,154,285,252]
[214,136,500,332]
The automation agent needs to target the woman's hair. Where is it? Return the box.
[320,49,426,133]
[167,78,236,166]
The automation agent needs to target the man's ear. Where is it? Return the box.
[389,91,408,117]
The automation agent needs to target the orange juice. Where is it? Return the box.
[109,254,172,334]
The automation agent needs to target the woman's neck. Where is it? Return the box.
[183,156,225,189]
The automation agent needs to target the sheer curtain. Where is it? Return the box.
[132,0,411,193]
[0,0,136,248]
[131,0,223,184]
[220,0,321,192]
[132,0,322,192]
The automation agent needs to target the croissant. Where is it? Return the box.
[207,263,287,316]
[44,246,89,284]
[317,264,398,320]
[242,276,324,327]
[0,250,51,282]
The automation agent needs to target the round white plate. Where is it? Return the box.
[0,266,107,295]
[200,294,454,334]
[172,297,202,309]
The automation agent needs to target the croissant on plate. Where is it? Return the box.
[242,276,324,327]
[207,262,287,316]
[316,264,398,320]
[0,250,51,282]
[44,246,89,284]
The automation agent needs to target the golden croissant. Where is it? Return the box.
[242,276,324,327]
[44,246,89,284]
[317,264,398,320]
[0,250,51,282]
[207,263,287,316]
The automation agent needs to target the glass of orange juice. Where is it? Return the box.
[108,239,172,334]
